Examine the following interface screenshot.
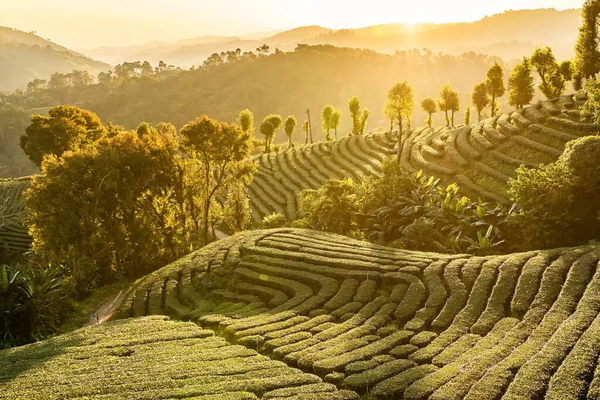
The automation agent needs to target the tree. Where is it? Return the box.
[180,116,254,246]
[321,105,334,138]
[573,0,600,89]
[259,121,275,153]
[359,109,370,135]
[485,62,506,118]
[238,109,254,136]
[284,115,297,148]
[530,47,566,99]
[305,109,313,144]
[259,114,282,152]
[302,121,310,144]
[448,91,460,127]
[25,129,186,294]
[420,97,437,128]
[438,83,458,127]
[385,82,415,135]
[330,110,342,139]
[508,57,535,109]
[464,104,471,125]
[222,183,251,233]
[349,96,361,135]
[472,82,490,122]
[20,105,107,167]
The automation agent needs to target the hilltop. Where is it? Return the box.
[0,26,110,91]
[4,228,600,399]
[80,8,581,66]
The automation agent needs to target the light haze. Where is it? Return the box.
[1,0,584,48]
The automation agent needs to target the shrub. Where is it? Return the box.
[0,264,66,347]
[261,213,288,229]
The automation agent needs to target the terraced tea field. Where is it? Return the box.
[100,228,600,399]
[0,315,358,399]
[0,177,31,257]
[249,93,600,221]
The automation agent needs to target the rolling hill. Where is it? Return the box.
[2,93,599,258]
[5,227,600,398]
[0,26,110,91]
[80,8,581,67]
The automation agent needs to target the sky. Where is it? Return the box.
[0,0,585,49]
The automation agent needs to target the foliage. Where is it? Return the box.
[464,104,471,125]
[420,97,437,128]
[385,82,415,134]
[283,115,297,148]
[180,116,255,246]
[259,120,275,152]
[20,105,107,167]
[237,109,255,136]
[582,75,600,123]
[261,213,288,229]
[485,61,506,118]
[222,183,252,234]
[301,120,310,144]
[509,135,600,249]
[296,178,362,237]
[530,47,570,99]
[508,57,535,109]
[438,83,459,127]
[359,108,370,135]
[321,105,334,137]
[364,169,511,255]
[329,109,342,138]
[0,263,65,348]
[348,96,361,135]
[472,82,490,121]
[573,0,600,88]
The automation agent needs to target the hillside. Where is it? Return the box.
[0,315,358,399]
[80,8,581,66]
[4,228,599,399]
[0,26,110,91]
[2,93,599,258]
[245,93,600,223]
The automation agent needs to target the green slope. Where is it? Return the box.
[98,228,600,399]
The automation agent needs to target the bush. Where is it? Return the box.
[509,135,600,249]
[261,213,288,229]
[0,264,66,347]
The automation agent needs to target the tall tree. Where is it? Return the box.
[574,0,600,89]
[349,96,361,135]
[302,121,310,144]
[284,115,297,148]
[486,62,506,118]
[180,116,254,246]
[464,104,471,125]
[237,109,254,136]
[449,91,460,127]
[472,82,490,122]
[530,47,564,99]
[305,109,313,144]
[420,97,437,128]
[508,57,535,109]
[20,105,107,167]
[259,121,275,153]
[385,82,415,136]
[321,105,334,138]
[438,83,458,127]
[359,109,370,135]
[330,110,342,139]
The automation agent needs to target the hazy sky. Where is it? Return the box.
[1,0,584,48]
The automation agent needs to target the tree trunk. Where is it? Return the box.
[203,197,210,246]
[334,127,338,139]
[396,116,403,164]
[427,113,432,128]
[478,109,482,122]
[451,111,455,127]
[389,118,394,133]
[445,110,450,127]
[491,94,496,118]
[306,109,313,144]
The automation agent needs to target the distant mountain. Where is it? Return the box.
[0,26,110,91]
[80,8,582,68]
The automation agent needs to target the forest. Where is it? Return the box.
[3,2,600,399]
